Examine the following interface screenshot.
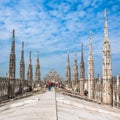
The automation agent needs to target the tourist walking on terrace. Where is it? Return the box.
[47,81,51,91]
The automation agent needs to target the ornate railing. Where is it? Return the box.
[0,77,33,103]
[65,76,120,108]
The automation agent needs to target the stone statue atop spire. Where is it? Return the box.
[102,9,112,105]
[88,31,94,99]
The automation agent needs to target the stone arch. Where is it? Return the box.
[43,69,64,84]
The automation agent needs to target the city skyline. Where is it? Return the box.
[0,0,120,79]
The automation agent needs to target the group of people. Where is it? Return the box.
[46,81,58,91]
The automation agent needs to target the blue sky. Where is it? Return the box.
[0,0,120,79]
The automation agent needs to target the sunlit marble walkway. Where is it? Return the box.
[0,89,57,120]
[56,93,120,120]
[0,89,120,120]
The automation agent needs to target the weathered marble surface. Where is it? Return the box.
[0,89,120,120]
[0,90,56,120]
[56,93,120,120]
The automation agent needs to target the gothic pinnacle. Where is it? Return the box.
[21,41,24,60]
[88,31,94,99]
[37,51,39,64]
[81,43,84,62]
[89,31,92,55]
[35,51,40,81]
[74,52,77,64]
[29,51,32,65]
[27,50,33,81]
[37,51,39,58]
[9,29,16,98]
[104,9,109,41]
[11,29,15,53]
[102,9,112,105]
[20,41,25,80]
[90,31,92,41]
[67,51,70,63]
[22,41,24,51]
[66,50,71,87]
[104,9,108,28]
[12,29,15,39]
[80,42,85,96]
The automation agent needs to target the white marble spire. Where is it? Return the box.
[80,43,85,96]
[66,51,71,87]
[88,31,94,99]
[27,51,33,81]
[8,29,16,98]
[73,52,78,90]
[20,41,25,80]
[102,9,112,105]
[104,9,108,41]
[35,51,40,81]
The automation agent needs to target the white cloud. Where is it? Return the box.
[0,0,120,78]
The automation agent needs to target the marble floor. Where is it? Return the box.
[0,89,119,120]
[0,90,57,120]
[56,93,120,120]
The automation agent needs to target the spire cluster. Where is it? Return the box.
[7,9,112,105]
